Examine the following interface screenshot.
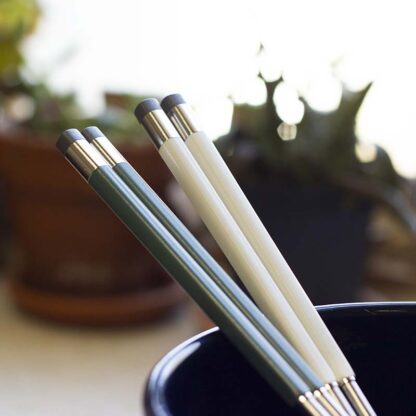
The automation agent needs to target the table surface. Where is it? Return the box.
[0,281,198,416]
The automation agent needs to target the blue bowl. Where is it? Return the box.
[144,302,416,415]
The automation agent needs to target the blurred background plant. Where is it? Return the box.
[212,45,416,304]
[0,0,146,142]
[0,0,416,316]
[0,0,39,87]
[217,62,416,234]
[0,0,180,325]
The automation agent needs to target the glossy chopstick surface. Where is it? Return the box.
[56,129,335,415]
[160,94,377,416]
[81,126,323,391]
[134,100,337,384]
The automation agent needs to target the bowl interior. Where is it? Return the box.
[145,303,416,415]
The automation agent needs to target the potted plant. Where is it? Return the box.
[215,67,416,304]
[0,1,184,325]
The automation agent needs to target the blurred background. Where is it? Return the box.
[1,0,416,414]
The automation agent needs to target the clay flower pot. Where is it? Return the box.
[0,131,185,325]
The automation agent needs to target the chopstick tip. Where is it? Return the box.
[134,98,161,124]
[56,128,84,155]
[81,126,105,143]
[161,93,186,114]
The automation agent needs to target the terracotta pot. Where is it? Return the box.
[0,131,185,325]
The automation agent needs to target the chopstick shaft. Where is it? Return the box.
[81,126,321,390]
[189,129,353,377]
[135,102,336,384]
[91,168,308,400]
[56,130,323,410]
[161,95,376,415]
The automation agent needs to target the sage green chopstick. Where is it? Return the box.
[80,126,350,416]
[81,126,318,383]
[56,128,331,416]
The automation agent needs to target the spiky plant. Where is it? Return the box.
[0,0,147,142]
[216,75,416,233]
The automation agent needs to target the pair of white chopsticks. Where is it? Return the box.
[135,94,375,416]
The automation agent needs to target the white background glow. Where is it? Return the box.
[23,0,416,177]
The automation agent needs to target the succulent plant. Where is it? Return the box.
[0,0,39,81]
[0,0,146,143]
[216,72,416,233]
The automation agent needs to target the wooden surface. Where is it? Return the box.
[0,280,197,416]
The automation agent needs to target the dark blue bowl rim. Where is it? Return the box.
[144,301,416,415]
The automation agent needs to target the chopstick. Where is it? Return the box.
[133,100,358,413]
[56,128,336,416]
[80,126,350,415]
[159,94,376,416]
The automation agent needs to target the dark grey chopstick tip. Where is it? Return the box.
[161,94,186,113]
[82,126,105,142]
[56,129,84,154]
[134,98,161,123]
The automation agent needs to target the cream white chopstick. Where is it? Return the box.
[134,100,340,389]
[159,94,376,416]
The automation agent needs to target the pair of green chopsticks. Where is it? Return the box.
[57,127,346,416]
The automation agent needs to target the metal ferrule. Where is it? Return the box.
[141,109,180,149]
[90,136,126,167]
[299,391,332,416]
[65,140,108,180]
[326,382,358,416]
[341,376,377,416]
[314,388,349,416]
[167,103,202,139]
